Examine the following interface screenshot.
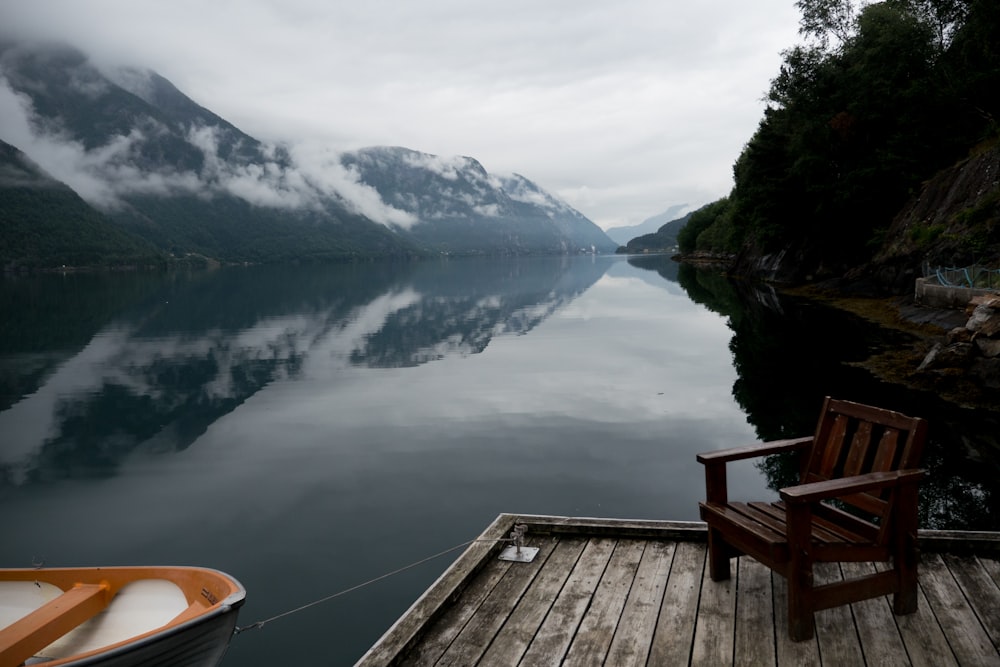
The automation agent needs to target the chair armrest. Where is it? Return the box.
[697,436,813,465]
[780,469,926,504]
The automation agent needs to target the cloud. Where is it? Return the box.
[0,0,803,229]
[185,124,316,209]
[401,152,481,182]
[288,144,419,227]
[0,76,201,206]
[0,72,418,227]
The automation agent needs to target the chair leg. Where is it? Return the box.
[893,484,920,616]
[893,542,919,615]
[707,528,731,581]
[787,562,815,641]
[893,582,918,615]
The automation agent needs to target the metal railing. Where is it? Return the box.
[924,263,1000,290]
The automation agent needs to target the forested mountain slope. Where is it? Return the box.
[620,212,692,254]
[677,0,1000,290]
[0,140,161,270]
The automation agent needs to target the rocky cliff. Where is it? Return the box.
[851,141,1000,293]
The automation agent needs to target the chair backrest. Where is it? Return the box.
[802,397,928,540]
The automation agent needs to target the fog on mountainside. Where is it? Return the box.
[0,39,616,268]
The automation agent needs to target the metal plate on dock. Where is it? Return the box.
[498,545,539,562]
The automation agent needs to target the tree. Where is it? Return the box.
[795,0,867,49]
[679,0,996,281]
[887,0,970,50]
[941,0,1000,131]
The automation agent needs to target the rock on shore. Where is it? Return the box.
[918,294,1000,388]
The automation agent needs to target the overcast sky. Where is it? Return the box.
[1,0,803,230]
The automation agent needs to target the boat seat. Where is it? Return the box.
[0,579,189,664]
[0,582,110,666]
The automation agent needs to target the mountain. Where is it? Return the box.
[0,40,614,266]
[342,147,616,255]
[619,212,692,254]
[604,204,688,245]
[0,139,162,270]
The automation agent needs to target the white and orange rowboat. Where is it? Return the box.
[0,566,245,667]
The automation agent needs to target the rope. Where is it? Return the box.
[233,533,521,635]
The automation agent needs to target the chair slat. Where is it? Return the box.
[810,503,879,541]
[817,414,848,479]
[843,421,873,476]
[755,501,872,545]
[871,428,900,472]
[840,491,890,518]
[743,502,796,537]
[702,505,784,545]
[747,502,840,544]
[727,503,787,543]
[827,398,921,430]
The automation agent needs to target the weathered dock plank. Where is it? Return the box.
[431,537,558,667]
[603,540,675,666]
[942,553,1000,649]
[920,552,998,666]
[734,556,776,667]
[357,515,1000,667]
[841,561,909,665]
[562,539,646,666]
[772,573,821,667]
[813,562,865,665]
[400,555,513,666]
[691,545,736,664]
[518,537,617,665]
[980,554,1000,588]
[878,558,960,667]
[476,537,586,666]
[647,540,704,666]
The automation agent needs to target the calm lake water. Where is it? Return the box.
[2,255,998,665]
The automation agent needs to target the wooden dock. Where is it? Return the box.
[357,514,1000,666]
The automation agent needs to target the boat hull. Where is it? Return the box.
[51,601,242,667]
[0,566,245,667]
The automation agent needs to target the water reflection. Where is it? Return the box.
[0,258,610,489]
[671,262,1000,530]
[7,255,995,665]
[4,255,774,666]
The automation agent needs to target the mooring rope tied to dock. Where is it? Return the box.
[234,524,529,636]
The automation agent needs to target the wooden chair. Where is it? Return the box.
[697,396,928,641]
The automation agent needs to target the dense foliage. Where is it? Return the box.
[683,0,1000,275]
[676,199,735,254]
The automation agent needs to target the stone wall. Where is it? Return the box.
[914,277,998,310]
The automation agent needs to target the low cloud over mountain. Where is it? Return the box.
[0,40,616,266]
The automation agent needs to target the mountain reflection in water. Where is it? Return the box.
[0,258,610,486]
[2,256,998,523]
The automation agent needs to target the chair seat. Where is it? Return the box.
[699,500,892,567]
